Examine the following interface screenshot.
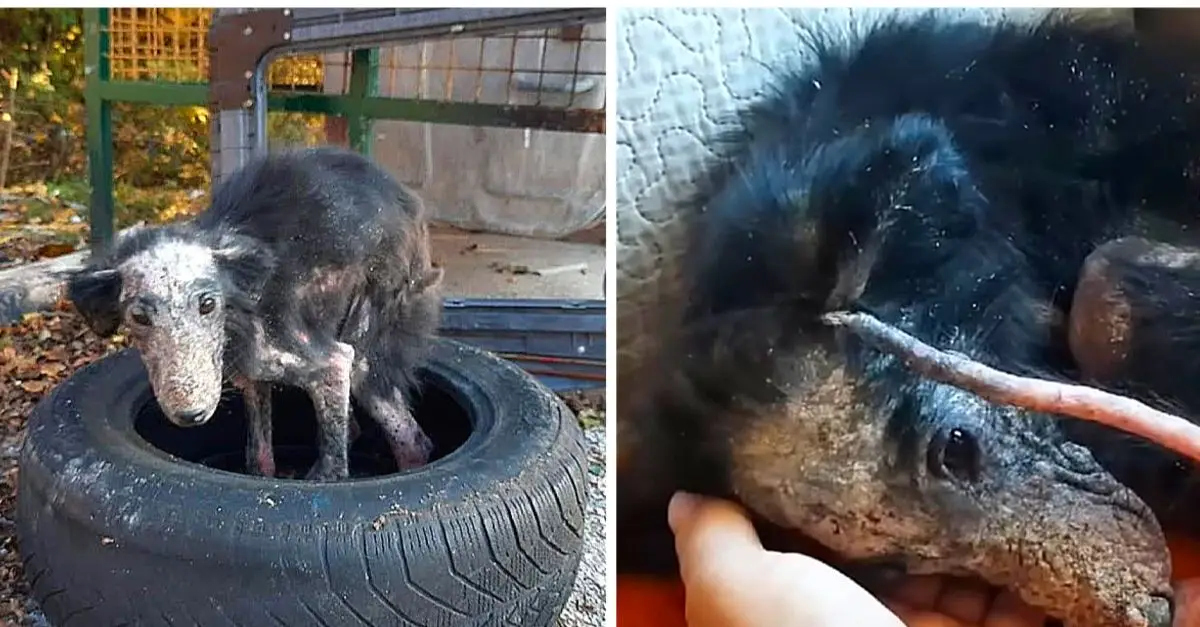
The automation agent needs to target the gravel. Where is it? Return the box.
[557,424,608,627]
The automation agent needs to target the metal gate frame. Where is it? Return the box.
[83,7,606,250]
[82,8,607,392]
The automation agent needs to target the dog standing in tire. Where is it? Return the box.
[17,338,589,625]
[65,146,444,481]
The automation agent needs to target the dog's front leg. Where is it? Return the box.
[360,386,433,471]
[237,378,276,478]
[303,342,355,481]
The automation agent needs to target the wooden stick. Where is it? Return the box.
[822,310,1200,464]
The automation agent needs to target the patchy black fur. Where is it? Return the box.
[68,146,442,479]
[187,147,441,388]
[65,266,123,337]
[625,12,1200,611]
[672,12,1200,506]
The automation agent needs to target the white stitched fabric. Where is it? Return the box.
[614,8,1087,361]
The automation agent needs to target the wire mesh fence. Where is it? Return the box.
[103,8,606,113]
[105,8,323,88]
[274,22,606,110]
[85,8,607,248]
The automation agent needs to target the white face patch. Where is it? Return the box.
[118,240,218,302]
[117,238,227,426]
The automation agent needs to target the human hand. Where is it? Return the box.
[667,491,1048,627]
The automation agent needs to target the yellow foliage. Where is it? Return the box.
[103,8,323,86]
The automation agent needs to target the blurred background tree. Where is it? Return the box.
[0,8,325,228]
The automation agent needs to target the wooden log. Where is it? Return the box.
[0,226,140,324]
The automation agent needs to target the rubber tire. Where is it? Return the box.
[16,338,589,627]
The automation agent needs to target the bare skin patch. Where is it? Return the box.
[360,387,433,471]
[1071,247,1133,383]
[237,378,275,478]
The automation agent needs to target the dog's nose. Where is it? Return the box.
[176,408,209,425]
[1145,592,1173,627]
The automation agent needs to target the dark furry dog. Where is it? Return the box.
[67,146,443,481]
[621,13,1200,627]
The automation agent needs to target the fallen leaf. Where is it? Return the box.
[17,380,48,394]
[34,242,76,258]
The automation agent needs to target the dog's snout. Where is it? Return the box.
[176,408,209,426]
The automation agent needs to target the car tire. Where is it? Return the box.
[16,338,588,626]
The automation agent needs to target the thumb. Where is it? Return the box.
[668,492,764,585]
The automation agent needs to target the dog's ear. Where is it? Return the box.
[412,266,444,293]
[211,231,262,265]
[66,265,123,337]
[212,231,275,293]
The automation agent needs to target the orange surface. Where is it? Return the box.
[616,532,1200,627]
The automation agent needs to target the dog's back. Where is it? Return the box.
[191,147,441,377]
[193,146,425,270]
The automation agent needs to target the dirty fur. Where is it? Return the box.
[67,146,443,481]
[620,13,1200,627]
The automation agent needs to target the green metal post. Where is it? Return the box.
[346,48,378,156]
[84,8,114,251]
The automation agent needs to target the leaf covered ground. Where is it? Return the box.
[0,181,208,273]
[0,303,127,625]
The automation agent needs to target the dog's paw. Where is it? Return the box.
[304,459,349,482]
[394,431,434,471]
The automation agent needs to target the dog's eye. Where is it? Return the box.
[927,426,981,482]
[129,306,152,327]
[198,294,217,315]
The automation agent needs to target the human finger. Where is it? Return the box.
[982,588,1048,627]
[667,491,763,586]
[934,577,996,625]
[888,575,947,609]
[883,599,971,627]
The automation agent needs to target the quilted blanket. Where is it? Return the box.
[614,7,1071,364]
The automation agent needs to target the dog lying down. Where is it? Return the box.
[67,146,444,482]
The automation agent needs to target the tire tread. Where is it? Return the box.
[16,342,591,626]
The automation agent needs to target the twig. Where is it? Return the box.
[0,192,88,213]
[822,310,1200,464]
[534,261,589,277]
[0,69,17,192]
